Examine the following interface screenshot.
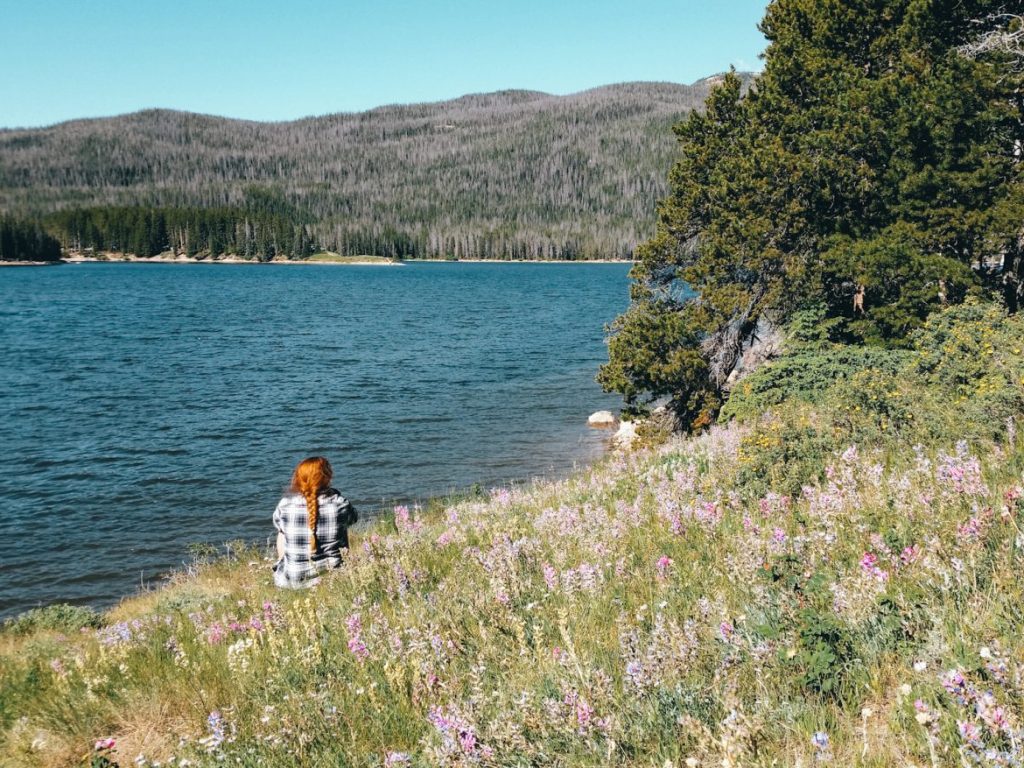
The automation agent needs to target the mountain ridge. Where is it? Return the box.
[0,78,738,132]
[0,74,756,260]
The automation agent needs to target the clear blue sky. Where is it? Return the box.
[0,0,769,129]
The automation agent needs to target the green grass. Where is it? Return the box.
[304,251,398,264]
[3,302,1024,767]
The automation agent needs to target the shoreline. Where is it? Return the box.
[2,255,632,267]
[0,421,619,623]
[405,257,633,264]
[58,254,403,266]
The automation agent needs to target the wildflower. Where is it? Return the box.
[95,738,116,751]
[490,487,513,506]
[204,622,225,645]
[941,669,972,709]
[975,692,1009,734]
[913,660,927,672]
[577,562,600,591]
[936,444,988,496]
[428,705,485,757]
[859,552,889,582]
[625,660,646,688]
[226,637,254,673]
[719,620,734,642]
[957,516,986,541]
[958,720,982,744]
[574,697,594,733]
[98,621,134,647]
[435,529,454,547]
[913,699,933,725]
[199,711,225,752]
[772,527,787,544]
[900,546,920,566]
[656,555,673,579]
[384,752,412,767]
[346,613,370,662]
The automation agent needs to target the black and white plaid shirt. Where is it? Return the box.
[272,488,357,587]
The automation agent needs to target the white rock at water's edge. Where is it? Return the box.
[588,410,618,427]
[612,420,638,448]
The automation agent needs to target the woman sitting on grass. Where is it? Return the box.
[273,456,357,588]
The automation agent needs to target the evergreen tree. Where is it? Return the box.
[601,0,1024,427]
[0,216,62,261]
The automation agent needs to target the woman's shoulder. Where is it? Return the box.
[323,487,349,504]
[276,492,303,508]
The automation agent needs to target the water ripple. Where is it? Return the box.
[0,262,629,617]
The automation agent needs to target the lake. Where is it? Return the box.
[0,261,630,618]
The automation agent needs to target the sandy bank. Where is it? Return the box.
[61,253,402,266]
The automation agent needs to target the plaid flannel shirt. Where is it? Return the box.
[272,488,357,587]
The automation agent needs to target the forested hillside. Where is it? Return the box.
[0,217,61,262]
[0,78,748,260]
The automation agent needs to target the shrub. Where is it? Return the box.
[2,603,103,635]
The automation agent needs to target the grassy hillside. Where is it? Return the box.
[0,77,753,260]
[3,301,1023,767]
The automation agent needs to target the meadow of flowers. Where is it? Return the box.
[3,302,1024,767]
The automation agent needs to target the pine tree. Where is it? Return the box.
[601,0,1024,427]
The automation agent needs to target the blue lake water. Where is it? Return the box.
[0,261,630,618]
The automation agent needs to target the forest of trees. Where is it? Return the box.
[599,1,1024,427]
[0,217,61,262]
[0,79,749,260]
[45,203,317,261]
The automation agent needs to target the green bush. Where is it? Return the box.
[3,603,103,635]
[721,343,910,423]
[910,300,1024,443]
[792,605,859,701]
[726,301,1024,472]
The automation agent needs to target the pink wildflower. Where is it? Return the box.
[435,529,454,547]
[655,555,673,580]
[900,545,920,565]
[719,620,735,642]
[957,720,981,744]
[345,613,369,662]
[542,563,558,592]
[205,622,225,645]
[860,552,889,582]
[490,487,513,505]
